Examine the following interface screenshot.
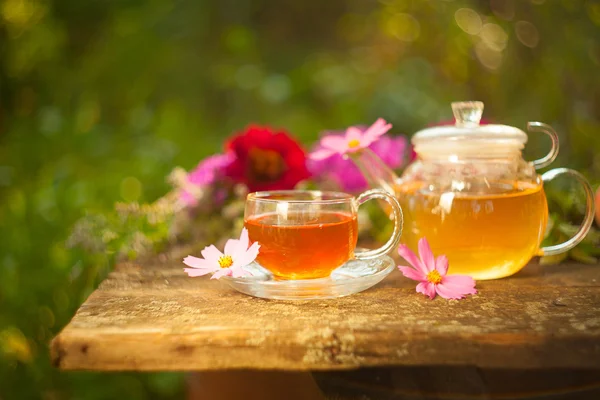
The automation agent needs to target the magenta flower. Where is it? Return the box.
[180,153,235,207]
[309,135,408,193]
[188,152,235,186]
[183,228,260,279]
[310,118,392,160]
[398,238,477,300]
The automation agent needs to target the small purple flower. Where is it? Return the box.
[309,131,408,193]
[188,153,235,186]
[180,153,235,207]
[179,190,198,207]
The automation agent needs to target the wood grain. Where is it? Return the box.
[51,259,600,371]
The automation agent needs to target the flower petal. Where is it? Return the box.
[416,281,436,299]
[435,275,477,299]
[238,228,250,252]
[230,265,252,278]
[357,136,376,149]
[225,229,250,259]
[321,135,349,151]
[233,242,260,268]
[398,244,428,275]
[345,127,363,142]
[183,267,215,277]
[187,153,235,186]
[434,283,466,299]
[200,245,223,264]
[369,136,408,169]
[398,265,427,281]
[363,118,392,141]
[435,255,449,276]
[442,275,477,293]
[210,268,232,280]
[224,239,239,257]
[418,238,436,272]
[310,148,337,161]
[182,255,215,270]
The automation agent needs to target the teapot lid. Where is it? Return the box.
[412,101,528,147]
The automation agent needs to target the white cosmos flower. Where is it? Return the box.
[183,228,260,279]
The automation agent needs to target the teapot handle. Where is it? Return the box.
[538,168,595,256]
[528,122,559,169]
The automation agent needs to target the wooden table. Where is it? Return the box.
[51,258,600,399]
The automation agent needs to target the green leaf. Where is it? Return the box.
[540,252,569,265]
[569,247,598,264]
[557,223,600,243]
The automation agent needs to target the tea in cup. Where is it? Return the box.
[244,190,403,279]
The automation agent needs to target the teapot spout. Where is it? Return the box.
[350,148,399,196]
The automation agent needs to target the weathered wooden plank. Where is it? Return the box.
[51,260,600,371]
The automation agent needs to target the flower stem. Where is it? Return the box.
[349,148,399,195]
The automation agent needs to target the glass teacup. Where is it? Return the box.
[244,190,403,280]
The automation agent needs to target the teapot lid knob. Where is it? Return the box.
[452,101,484,127]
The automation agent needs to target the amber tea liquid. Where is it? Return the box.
[396,181,548,280]
[244,211,358,279]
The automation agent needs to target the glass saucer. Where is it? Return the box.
[220,253,395,300]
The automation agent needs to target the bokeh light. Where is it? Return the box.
[480,23,508,52]
[515,21,540,48]
[384,13,420,42]
[455,8,482,35]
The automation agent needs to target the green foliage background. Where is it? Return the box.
[1,0,599,398]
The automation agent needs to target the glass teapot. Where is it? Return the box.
[353,101,595,280]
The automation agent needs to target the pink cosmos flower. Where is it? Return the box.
[397,238,477,300]
[309,135,409,193]
[183,228,260,279]
[310,118,392,160]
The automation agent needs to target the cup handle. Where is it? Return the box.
[528,122,559,169]
[538,168,595,256]
[354,189,403,260]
